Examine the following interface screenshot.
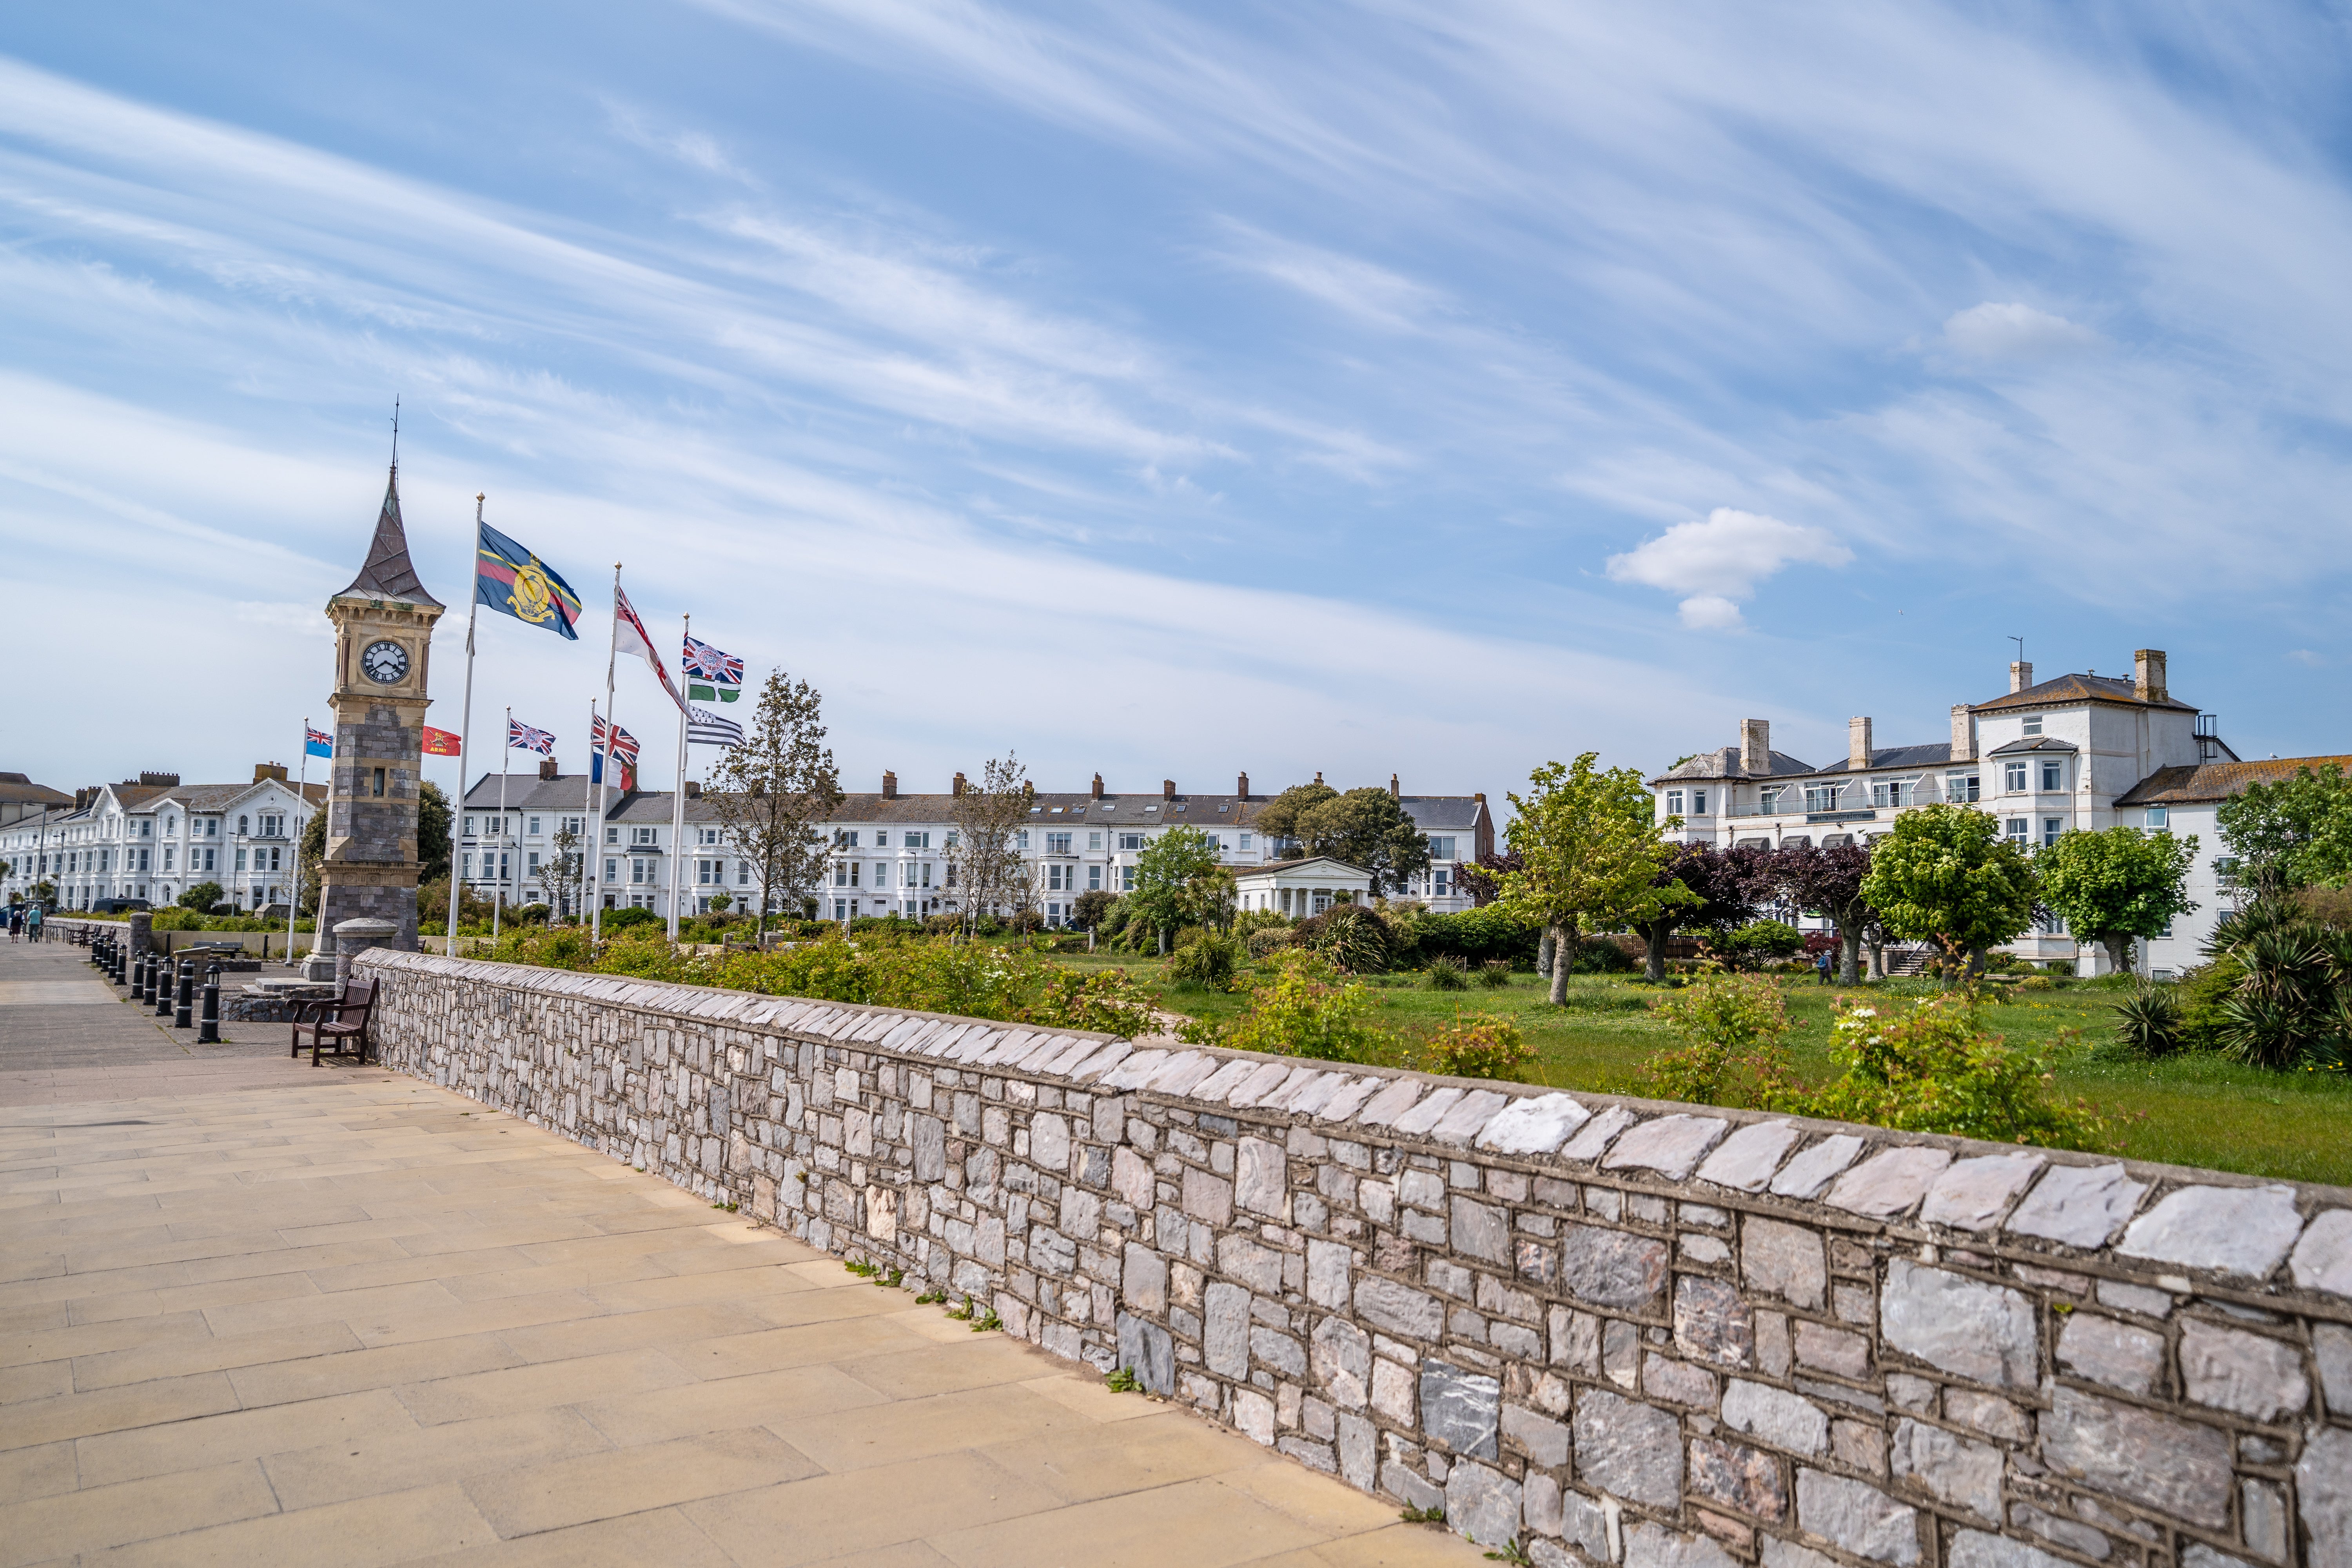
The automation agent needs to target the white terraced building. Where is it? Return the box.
[0,768,323,913]
[1646,649,2344,975]
[459,769,1494,926]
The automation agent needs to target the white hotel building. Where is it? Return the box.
[0,768,323,913]
[1647,650,2343,974]
[459,769,1494,926]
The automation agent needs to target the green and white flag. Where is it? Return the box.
[682,633,742,702]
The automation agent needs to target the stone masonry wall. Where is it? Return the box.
[358,950,2352,1568]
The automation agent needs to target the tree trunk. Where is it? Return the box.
[1158,927,1167,957]
[1966,946,1987,979]
[1537,931,1555,979]
[1838,923,1862,985]
[2105,931,2132,977]
[1548,922,1573,1006]
[1644,922,1668,984]
[1869,940,1884,980]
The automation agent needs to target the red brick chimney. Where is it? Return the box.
[1162,779,1176,799]
[881,771,898,800]
[1091,773,1104,799]
[1389,773,1400,799]
[952,771,967,797]
[1237,771,1249,797]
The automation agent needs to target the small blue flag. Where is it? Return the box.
[305,727,333,759]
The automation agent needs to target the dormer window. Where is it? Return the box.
[2022,715,2043,736]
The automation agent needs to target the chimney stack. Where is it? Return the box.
[881,770,898,800]
[1950,705,1974,763]
[1314,770,1325,787]
[684,779,700,799]
[2010,661,2033,694]
[539,758,559,781]
[953,771,967,797]
[1237,771,1249,797]
[1740,719,1770,776]
[2134,648,2167,703]
[1091,773,1104,800]
[1163,779,1176,800]
[1847,717,1873,771]
[1389,773,1401,799]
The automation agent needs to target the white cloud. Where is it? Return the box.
[1942,301,2102,362]
[1605,507,1853,628]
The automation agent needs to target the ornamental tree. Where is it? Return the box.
[1858,803,2037,974]
[1486,754,1691,1005]
[1127,826,1223,954]
[1634,844,1763,982]
[1769,840,1880,984]
[707,670,844,942]
[2036,825,2199,976]
[2219,765,2352,895]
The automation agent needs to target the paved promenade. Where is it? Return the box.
[0,938,1480,1566]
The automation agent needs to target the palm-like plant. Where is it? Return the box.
[2220,925,2338,1069]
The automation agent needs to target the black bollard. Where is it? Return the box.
[138,955,154,1005]
[197,964,221,1044]
[154,959,173,1015]
[174,960,194,1029]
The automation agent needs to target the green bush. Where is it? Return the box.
[1415,1011,1535,1081]
[1166,929,1245,991]
[494,928,1158,1038]
[1407,905,1539,969]
[1809,993,2109,1148]
[1716,920,1803,970]
[2113,981,2184,1058]
[1295,903,1391,973]
[179,881,225,912]
[1206,951,1390,1062]
[1246,927,1296,959]
[1477,959,1513,988]
[603,906,661,930]
[1423,955,1470,991]
[1645,973,1804,1111]
[1571,937,1635,974]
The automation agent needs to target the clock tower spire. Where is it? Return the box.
[309,461,446,968]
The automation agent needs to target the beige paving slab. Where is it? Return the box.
[575,1361,894,1448]
[3,1459,279,1566]
[462,1425,820,1538]
[76,1387,418,1488]
[0,1441,77,1506]
[4,1370,241,1450]
[261,1406,615,1512]
[683,1448,1064,1566]
[495,1300,771,1366]
[225,1329,526,1408]
[72,1316,362,1391]
[399,1504,737,1568]
[925,1471,1333,1568]
[394,1346,698,1426]
[0,1358,73,1404]
[88,1480,498,1568]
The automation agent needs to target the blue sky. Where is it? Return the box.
[5,2,2350,804]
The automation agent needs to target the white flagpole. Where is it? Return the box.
[581,698,599,924]
[494,707,510,940]
[450,496,481,953]
[668,613,691,943]
[591,564,620,941]
[285,718,307,967]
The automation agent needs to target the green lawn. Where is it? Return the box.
[1053,953,2352,1188]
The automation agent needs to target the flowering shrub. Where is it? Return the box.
[1808,993,2109,1148]
[1205,951,1391,1061]
[1645,973,1806,1111]
[493,929,1158,1039]
[1416,1011,1537,1081]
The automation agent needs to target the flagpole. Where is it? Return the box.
[309,724,333,973]
[285,718,307,967]
[449,496,482,954]
[668,613,691,943]
[578,699,598,924]
[592,564,620,941]
[494,707,510,940]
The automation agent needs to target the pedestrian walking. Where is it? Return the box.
[7,905,19,942]
[26,904,44,943]
[1814,945,1833,985]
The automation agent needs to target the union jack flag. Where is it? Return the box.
[592,715,640,765]
[304,727,332,759]
[682,634,743,688]
[507,718,556,756]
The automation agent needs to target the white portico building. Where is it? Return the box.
[1234,857,1375,918]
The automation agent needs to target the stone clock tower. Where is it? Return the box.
[312,464,445,964]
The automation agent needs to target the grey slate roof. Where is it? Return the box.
[1809,742,1957,776]
[1988,737,2080,756]
[0,774,72,809]
[336,466,444,608]
[1971,671,2194,715]
[1653,746,1818,784]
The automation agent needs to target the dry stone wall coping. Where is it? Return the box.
[358,948,2352,1568]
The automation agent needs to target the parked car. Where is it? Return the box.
[90,897,152,914]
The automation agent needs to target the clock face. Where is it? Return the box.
[360,639,410,684]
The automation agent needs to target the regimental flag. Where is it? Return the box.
[423,727,461,757]
[508,719,556,757]
[682,635,744,703]
[686,706,744,748]
[476,524,583,639]
[612,586,685,711]
[304,727,334,759]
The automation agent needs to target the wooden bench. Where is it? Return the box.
[290,978,377,1066]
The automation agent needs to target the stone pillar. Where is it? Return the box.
[333,917,399,987]
[128,909,153,959]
